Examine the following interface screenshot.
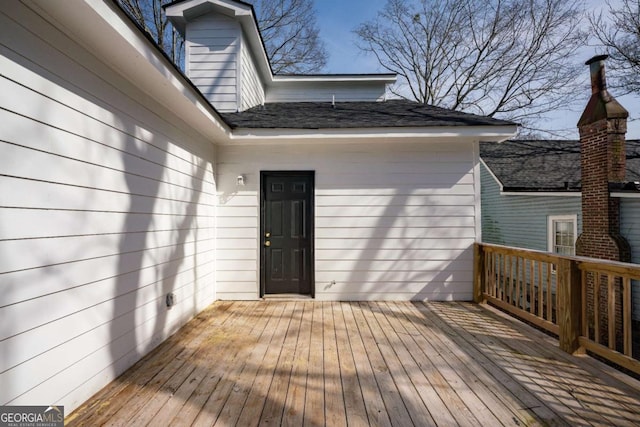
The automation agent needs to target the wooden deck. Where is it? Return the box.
[66,301,640,426]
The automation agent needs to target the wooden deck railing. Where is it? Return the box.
[474,242,640,375]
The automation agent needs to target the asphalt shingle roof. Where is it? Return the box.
[480,139,640,192]
[221,100,515,129]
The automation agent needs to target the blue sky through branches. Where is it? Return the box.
[311,0,639,138]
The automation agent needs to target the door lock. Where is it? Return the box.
[264,241,271,247]
[265,232,271,237]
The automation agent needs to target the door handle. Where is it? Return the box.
[264,241,271,247]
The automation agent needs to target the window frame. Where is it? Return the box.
[547,214,578,256]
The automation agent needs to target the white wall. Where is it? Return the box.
[186,13,240,112]
[620,198,640,321]
[266,81,386,103]
[0,3,216,413]
[216,141,477,300]
[240,39,265,111]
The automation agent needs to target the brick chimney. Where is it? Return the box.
[576,55,631,347]
[576,55,630,261]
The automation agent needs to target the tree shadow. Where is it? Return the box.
[331,142,474,302]
[109,123,213,381]
[411,301,640,425]
[66,301,640,426]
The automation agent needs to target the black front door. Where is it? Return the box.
[261,171,314,296]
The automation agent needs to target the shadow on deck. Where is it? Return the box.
[66,301,640,426]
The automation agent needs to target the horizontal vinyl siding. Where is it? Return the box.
[620,199,640,320]
[266,82,386,103]
[240,41,264,111]
[186,15,239,112]
[217,141,477,301]
[0,3,216,413]
[481,163,582,251]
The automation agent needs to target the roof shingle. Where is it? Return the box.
[221,100,516,129]
[480,139,640,192]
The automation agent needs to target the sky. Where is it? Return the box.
[311,0,640,139]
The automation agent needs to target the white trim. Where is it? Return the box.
[502,191,582,197]
[272,75,397,84]
[479,158,504,191]
[473,141,482,242]
[612,192,640,198]
[26,0,230,143]
[236,34,242,111]
[228,126,517,142]
[547,214,578,255]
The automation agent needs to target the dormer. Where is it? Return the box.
[165,0,396,112]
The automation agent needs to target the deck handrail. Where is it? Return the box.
[474,242,640,375]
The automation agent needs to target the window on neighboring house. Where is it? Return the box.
[547,215,577,256]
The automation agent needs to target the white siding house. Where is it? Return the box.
[216,141,478,300]
[0,0,225,413]
[1,0,516,415]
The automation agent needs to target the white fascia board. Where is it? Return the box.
[501,191,582,197]
[612,192,640,198]
[165,0,253,31]
[239,15,275,84]
[479,158,504,191]
[226,125,517,145]
[271,75,398,84]
[27,0,230,143]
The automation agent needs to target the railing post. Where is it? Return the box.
[474,243,486,304]
[557,258,582,354]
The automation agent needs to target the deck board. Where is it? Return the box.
[67,301,640,426]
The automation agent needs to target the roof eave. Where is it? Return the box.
[225,125,518,145]
[26,0,231,143]
[271,74,398,84]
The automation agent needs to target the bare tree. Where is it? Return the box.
[590,0,640,95]
[355,0,588,125]
[119,0,327,74]
[247,0,328,73]
[117,0,184,66]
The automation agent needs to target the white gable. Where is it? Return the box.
[166,0,395,112]
[186,13,243,112]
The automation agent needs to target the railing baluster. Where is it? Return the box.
[623,277,632,357]
[516,256,521,309]
[546,262,552,322]
[497,253,502,300]
[504,254,510,304]
[608,274,616,350]
[581,269,588,338]
[529,259,535,314]
[538,261,543,318]
[475,243,640,376]
[491,252,498,297]
[491,252,496,298]
[594,273,600,345]
[484,250,489,297]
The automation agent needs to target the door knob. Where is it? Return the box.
[264,241,271,247]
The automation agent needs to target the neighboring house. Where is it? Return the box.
[480,55,640,355]
[0,0,516,412]
[481,138,640,257]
